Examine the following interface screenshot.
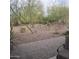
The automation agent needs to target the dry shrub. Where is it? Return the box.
[20,27,26,33]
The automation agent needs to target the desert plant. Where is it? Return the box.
[20,27,26,33]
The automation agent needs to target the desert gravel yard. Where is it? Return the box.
[13,24,67,45]
[11,36,65,59]
[11,24,67,59]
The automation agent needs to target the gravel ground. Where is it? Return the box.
[11,24,67,59]
[11,36,65,59]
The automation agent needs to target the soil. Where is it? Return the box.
[11,23,68,59]
[13,23,68,45]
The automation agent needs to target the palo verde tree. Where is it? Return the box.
[20,0,44,24]
[10,0,44,24]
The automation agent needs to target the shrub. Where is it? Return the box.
[20,27,26,33]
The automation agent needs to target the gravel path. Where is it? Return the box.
[11,36,65,59]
